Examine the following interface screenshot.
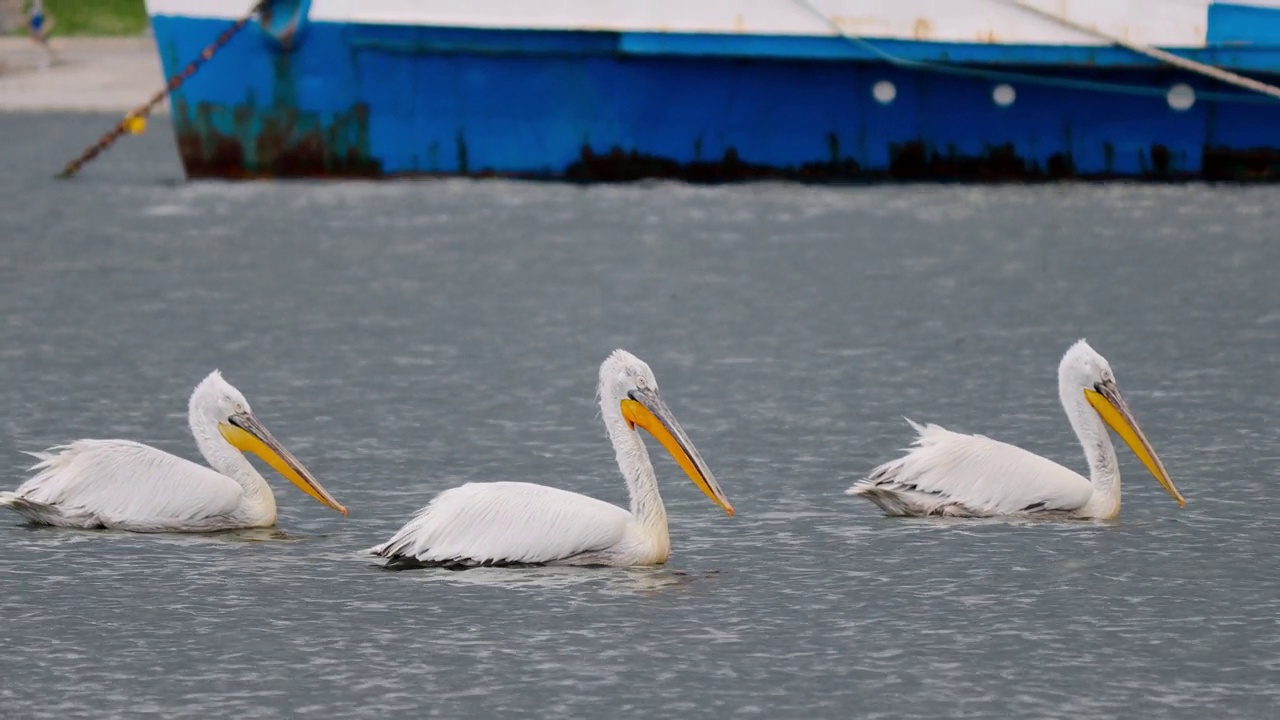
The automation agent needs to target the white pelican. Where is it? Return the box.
[369,349,733,569]
[847,339,1186,519]
[0,371,347,532]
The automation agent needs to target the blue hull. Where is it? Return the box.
[151,14,1280,181]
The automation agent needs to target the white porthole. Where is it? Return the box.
[992,83,1016,107]
[1167,83,1196,111]
[872,80,897,104]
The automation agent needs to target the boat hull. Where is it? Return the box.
[148,5,1280,181]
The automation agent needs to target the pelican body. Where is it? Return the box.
[848,340,1185,519]
[0,371,347,532]
[370,349,733,569]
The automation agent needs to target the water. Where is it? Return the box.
[1,113,1278,719]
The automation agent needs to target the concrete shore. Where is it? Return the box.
[0,36,167,114]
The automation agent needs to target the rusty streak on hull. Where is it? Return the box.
[174,99,382,179]
[564,144,862,183]
[1202,146,1280,181]
[168,107,1280,183]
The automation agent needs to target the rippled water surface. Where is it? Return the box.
[1,114,1278,719]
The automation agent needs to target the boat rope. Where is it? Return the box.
[1005,0,1280,101]
[794,0,1280,104]
[58,1,264,179]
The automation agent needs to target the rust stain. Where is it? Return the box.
[170,49,381,179]
[1202,146,1280,181]
[887,141,1077,181]
[830,15,892,36]
[1046,152,1075,177]
[168,108,1280,183]
[173,98,381,179]
[912,18,934,40]
[1136,143,1196,179]
[566,141,1086,183]
[1148,144,1172,176]
[564,144,860,183]
[257,1,303,50]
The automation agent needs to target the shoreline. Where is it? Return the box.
[0,36,167,114]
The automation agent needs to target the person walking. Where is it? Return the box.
[25,0,55,67]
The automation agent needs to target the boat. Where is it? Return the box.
[144,0,1280,181]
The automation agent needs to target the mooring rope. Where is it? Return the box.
[1005,0,1280,101]
[795,0,1280,104]
[58,1,264,179]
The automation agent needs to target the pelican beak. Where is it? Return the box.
[1084,379,1185,507]
[219,413,349,516]
[619,388,733,516]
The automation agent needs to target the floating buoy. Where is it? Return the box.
[124,116,147,135]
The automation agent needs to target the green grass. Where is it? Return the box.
[27,0,149,36]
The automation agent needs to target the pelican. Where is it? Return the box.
[0,370,347,532]
[847,339,1185,519]
[369,349,733,569]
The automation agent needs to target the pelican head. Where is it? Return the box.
[1060,340,1185,507]
[191,371,348,516]
[600,350,734,516]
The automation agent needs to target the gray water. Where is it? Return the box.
[1,113,1278,719]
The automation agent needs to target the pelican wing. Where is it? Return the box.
[370,481,632,566]
[848,421,1094,517]
[12,440,244,530]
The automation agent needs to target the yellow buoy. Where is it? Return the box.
[124,116,147,135]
